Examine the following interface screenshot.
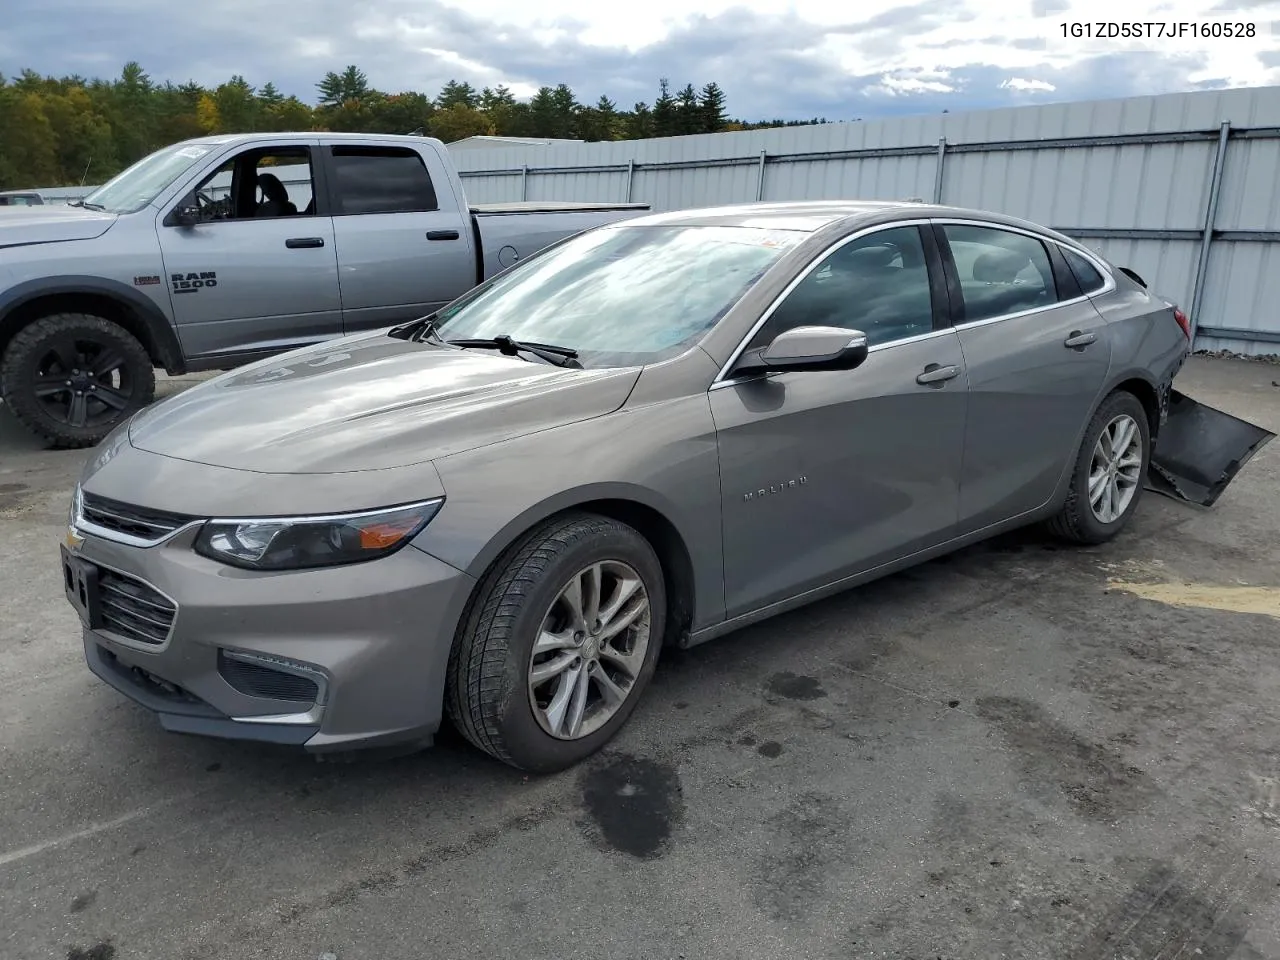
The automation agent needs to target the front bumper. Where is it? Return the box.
[64,523,475,754]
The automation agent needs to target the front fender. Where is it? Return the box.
[0,274,184,372]
[416,395,727,632]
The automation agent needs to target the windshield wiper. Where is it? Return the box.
[446,334,581,369]
[387,315,443,343]
[68,199,106,211]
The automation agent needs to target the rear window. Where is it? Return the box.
[1062,247,1107,294]
[328,146,438,215]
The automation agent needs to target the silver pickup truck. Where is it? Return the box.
[0,132,649,448]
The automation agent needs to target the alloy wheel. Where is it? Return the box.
[527,559,652,740]
[1088,413,1143,524]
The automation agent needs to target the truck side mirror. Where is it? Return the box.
[171,205,200,228]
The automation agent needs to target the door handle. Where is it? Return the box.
[916,363,960,386]
[426,230,460,241]
[1064,330,1097,348]
[285,237,324,249]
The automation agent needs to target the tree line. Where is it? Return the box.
[0,63,832,191]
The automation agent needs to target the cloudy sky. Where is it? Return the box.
[3,0,1279,120]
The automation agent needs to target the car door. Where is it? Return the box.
[709,223,970,619]
[319,141,477,333]
[155,140,343,365]
[935,221,1113,532]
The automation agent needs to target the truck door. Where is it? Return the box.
[317,140,478,334]
[155,140,343,366]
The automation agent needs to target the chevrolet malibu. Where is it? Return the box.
[62,200,1193,773]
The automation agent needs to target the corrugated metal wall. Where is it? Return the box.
[453,85,1280,355]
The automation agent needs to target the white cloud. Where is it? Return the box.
[3,0,1278,120]
[1001,77,1058,91]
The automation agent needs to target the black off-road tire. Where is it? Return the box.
[1046,390,1151,545]
[0,313,155,449]
[445,512,667,774]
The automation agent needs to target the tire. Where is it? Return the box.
[446,512,667,773]
[1046,390,1151,545]
[0,313,156,449]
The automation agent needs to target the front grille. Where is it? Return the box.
[80,493,195,542]
[98,568,176,645]
[218,651,320,703]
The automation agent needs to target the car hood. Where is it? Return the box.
[0,205,118,247]
[127,333,642,473]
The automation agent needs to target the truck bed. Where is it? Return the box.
[469,202,652,280]
[470,201,651,216]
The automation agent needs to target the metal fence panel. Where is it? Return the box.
[451,85,1280,352]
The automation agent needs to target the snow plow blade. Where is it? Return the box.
[1146,389,1275,507]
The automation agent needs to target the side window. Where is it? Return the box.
[942,224,1057,323]
[175,147,315,223]
[328,146,439,215]
[1061,246,1107,295]
[748,225,935,351]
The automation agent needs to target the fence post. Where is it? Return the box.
[520,164,529,201]
[933,137,947,204]
[755,150,767,201]
[625,159,635,203]
[1188,120,1231,345]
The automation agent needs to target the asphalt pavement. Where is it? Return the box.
[2,358,1279,960]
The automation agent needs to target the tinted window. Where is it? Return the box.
[943,224,1057,322]
[329,147,438,214]
[749,225,934,350]
[1062,246,1106,294]
[432,224,801,368]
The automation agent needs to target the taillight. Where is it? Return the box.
[1172,306,1191,339]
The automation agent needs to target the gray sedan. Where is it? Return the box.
[61,200,1192,772]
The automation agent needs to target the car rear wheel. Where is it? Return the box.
[446,513,666,773]
[1046,390,1150,544]
[0,313,155,449]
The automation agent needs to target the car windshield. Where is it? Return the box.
[81,142,217,215]
[431,224,804,367]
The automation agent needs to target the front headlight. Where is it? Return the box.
[193,499,443,571]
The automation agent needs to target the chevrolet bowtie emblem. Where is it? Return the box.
[65,526,85,550]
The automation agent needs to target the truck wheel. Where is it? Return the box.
[0,313,156,449]
[1046,390,1150,545]
[446,513,666,774]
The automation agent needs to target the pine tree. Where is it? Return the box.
[652,79,676,137]
[528,86,557,138]
[698,82,727,133]
[593,95,617,140]
[675,83,700,135]
[550,84,579,138]
[316,65,368,106]
[436,80,479,110]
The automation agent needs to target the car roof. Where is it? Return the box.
[620,200,1091,250]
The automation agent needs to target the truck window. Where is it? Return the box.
[327,146,438,215]
[174,147,316,224]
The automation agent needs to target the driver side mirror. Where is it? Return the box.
[167,204,200,228]
[733,325,870,376]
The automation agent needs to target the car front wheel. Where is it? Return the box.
[1047,389,1151,544]
[446,513,666,773]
